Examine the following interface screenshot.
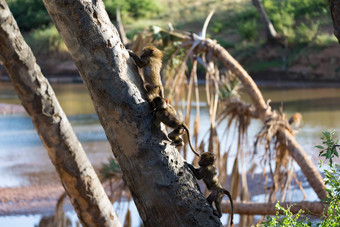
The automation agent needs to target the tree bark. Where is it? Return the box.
[221,201,327,216]
[204,41,327,200]
[0,1,121,226]
[42,0,222,226]
[252,0,278,42]
[329,0,340,43]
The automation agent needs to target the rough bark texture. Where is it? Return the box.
[0,1,121,227]
[221,201,327,216]
[42,0,222,226]
[252,0,278,42]
[329,0,340,43]
[204,41,327,200]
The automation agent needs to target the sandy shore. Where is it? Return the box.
[0,184,66,216]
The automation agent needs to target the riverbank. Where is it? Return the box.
[0,184,65,216]
[1,40,340,84]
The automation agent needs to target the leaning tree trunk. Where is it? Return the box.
[252,0,278,42]
[115,7,130,46]
[0,1,121,226]
[329,0,340,43]
[42,0,222,226]
[202,41,328,200]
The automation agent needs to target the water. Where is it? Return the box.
[0,82,339,226]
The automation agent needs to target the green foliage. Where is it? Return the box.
[7,0,51,31]
[211,21,224,34]
[258,131,340,227]
[103,0,160,20]
[26,26,67,54]
[317,131,340,226]
[237,19,258,41]
[317,131,339,166]
[295,22,319,44]
[314,34,338,47]
[259,202,311,226]
[262,0,328,44]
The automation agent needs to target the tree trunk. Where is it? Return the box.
[329,0,340,43]
[221,201,326,216]
[252,0,278,42]
[115,7,129,45]
[42,0,222,226]
[0,1,121,226]
[206,41,327,200]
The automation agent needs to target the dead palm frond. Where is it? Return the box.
[99,158,132,227]
[253,108,305,202]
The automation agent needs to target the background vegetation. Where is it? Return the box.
[259,131,340,226]
[7,0,339,81]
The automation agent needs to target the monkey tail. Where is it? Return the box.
[182,124,200,157]
[222,188,234,226]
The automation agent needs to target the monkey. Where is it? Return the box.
[152,96,200,157]
[186,152,234,226]
[289,112,302,128]
[144,83,162,105]
[128,46,164,101]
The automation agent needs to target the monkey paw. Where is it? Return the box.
[171,141,184,147]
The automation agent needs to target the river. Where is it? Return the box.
[0,81,339,226]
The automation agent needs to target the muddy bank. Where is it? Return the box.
[0,184,65,216]
[1,43,340,83]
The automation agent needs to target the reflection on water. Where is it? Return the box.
[0,82,340,225]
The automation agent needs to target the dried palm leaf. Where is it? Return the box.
[230,156,240,200]
[124,209,131,227]
[218,151,229,187]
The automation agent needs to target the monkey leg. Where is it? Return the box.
[152,111,161,129]
[206,192,215,205]
[168,128,184,146]
[215,197,223,218]
[207,191,221,217]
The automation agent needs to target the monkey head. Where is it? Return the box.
[198,152,216,167]
[152,97,167,110]
[144,83,161,103]
[141,46,163,60]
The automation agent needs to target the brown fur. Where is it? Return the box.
[153,97,200,157]
[289,112,302,127]
[187,152,234,226]
[128,46,164,101]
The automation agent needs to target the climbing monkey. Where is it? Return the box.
[187,152,234,226]
[128,46,164,101]
[152,97,200,157]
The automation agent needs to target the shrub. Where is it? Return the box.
[258,131,340,227]
[26,26,67,54]
[103,0,160,20]
[262,0,328,44]
[238,19,258,41]
[7,0,51,31]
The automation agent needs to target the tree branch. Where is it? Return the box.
[222,201,327,216]
[204,41,327,200]
[42,0,221,226]
[0,1,121,226]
